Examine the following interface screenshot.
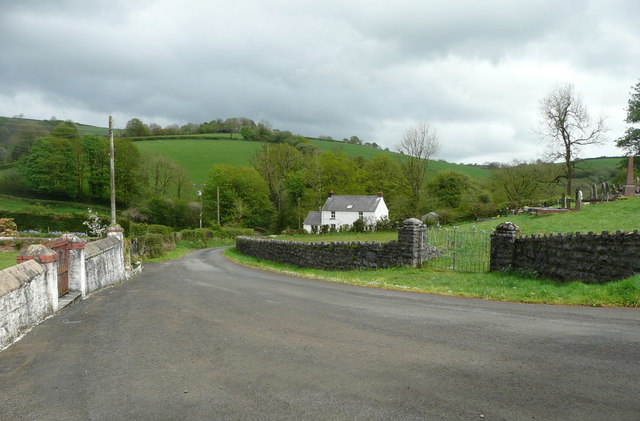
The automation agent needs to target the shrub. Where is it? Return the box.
[136,233,176,258]
[127,222,173,236]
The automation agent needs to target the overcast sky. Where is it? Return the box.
[1,0,638,164]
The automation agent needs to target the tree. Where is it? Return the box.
[397,122,440,214]
[492,160,561,207]
[251,143,302,231]
[616,79,640,156]
[427,170,470,208]
[124,118,150,137]
[539,83,607,195]
[204,164,274,228]
[18,136,75,196]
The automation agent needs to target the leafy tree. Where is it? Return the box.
[114,138,142,206]
[50,121,79,139]
[539,83,607,195]
[397,122,440,214]
[252,143,302,230]
[426,170,470,208]
[82,136,110,201]
[204,164,274,228]
[124,118,150,137]
[616,79,640,156]
[492,160,561,207]
[18,136,75,196]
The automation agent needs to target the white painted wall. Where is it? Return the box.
[0,260,56,350]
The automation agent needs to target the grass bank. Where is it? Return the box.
[224,248,640,307]
[459,196,640,234]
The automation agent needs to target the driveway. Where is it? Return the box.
[1,247,638,420]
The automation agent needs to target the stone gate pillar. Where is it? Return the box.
[398,218,427,267]
[64,234,87,297]
[490,222,520,272]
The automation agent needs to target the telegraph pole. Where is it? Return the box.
[109,116,116,224]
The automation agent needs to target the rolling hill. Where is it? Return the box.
[134,137,493,184]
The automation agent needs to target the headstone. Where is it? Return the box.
[575,189,582,211]
[591,184,597,200]
[623,155,636,196]
[562,193,567,209]
[604,181,610,201]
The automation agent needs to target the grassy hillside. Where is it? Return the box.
[460,196,640,234]
[135,137,492,184]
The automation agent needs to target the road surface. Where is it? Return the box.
[1,247,639,420]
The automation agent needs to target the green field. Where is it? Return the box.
[135,137,492,184]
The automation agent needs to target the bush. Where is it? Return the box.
[127,222,173,236]
[0,209,87,233]
[434,208,465,225]
[136,233,176,258]
[211,226,255,239]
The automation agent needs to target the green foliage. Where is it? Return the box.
[427,170,471,208]
[136,233,176,258]
[127,221,173,236]
[351,218,365,233]
[205,164,274,229]
[0,209,88,232]
[18,136,75,197]
[491,160,561,207]
[124,118,150,137]
[617,80,640,155]
[210,225,255,239]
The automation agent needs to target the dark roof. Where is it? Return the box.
[303,211,321,225]
[321,195,384,212]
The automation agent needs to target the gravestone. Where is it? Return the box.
[591,184,597,200]
[562,193,567,209]
[575,189,582,211]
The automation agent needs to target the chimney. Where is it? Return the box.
[378,191,384,197]
[328,191,334,198]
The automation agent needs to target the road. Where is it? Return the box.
[1,247,639,420]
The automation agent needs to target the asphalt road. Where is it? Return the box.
[1,247,639,420]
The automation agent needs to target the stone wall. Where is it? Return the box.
[0,259,56,350]
[236,218,436,270]
[85,236,125,294]
[491,222,640,283]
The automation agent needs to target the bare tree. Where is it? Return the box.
[539,83,607,195]
[397,122,440,213]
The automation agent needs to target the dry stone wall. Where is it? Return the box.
[491,222,640,283]
[236,218,436,270]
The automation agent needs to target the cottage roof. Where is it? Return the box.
[303,211,321,225]
[321,195,383,212]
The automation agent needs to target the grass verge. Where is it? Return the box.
[224,248,640,307]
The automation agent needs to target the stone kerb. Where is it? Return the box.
[16,244,59,312]
[489,222,520,272]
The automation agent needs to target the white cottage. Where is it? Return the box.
[303,192,389,233]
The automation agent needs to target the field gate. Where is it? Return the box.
[425,227,492,272]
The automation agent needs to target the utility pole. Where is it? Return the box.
[109,116,116,225]
[195,184,207,229]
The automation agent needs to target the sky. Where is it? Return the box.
[1,0,639,164]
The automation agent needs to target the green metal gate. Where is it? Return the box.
[425,227,491,272]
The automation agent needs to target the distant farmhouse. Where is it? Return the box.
[303,192,389,233]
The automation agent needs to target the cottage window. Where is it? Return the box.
[330,211,336,219]
[358,212,363,219]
